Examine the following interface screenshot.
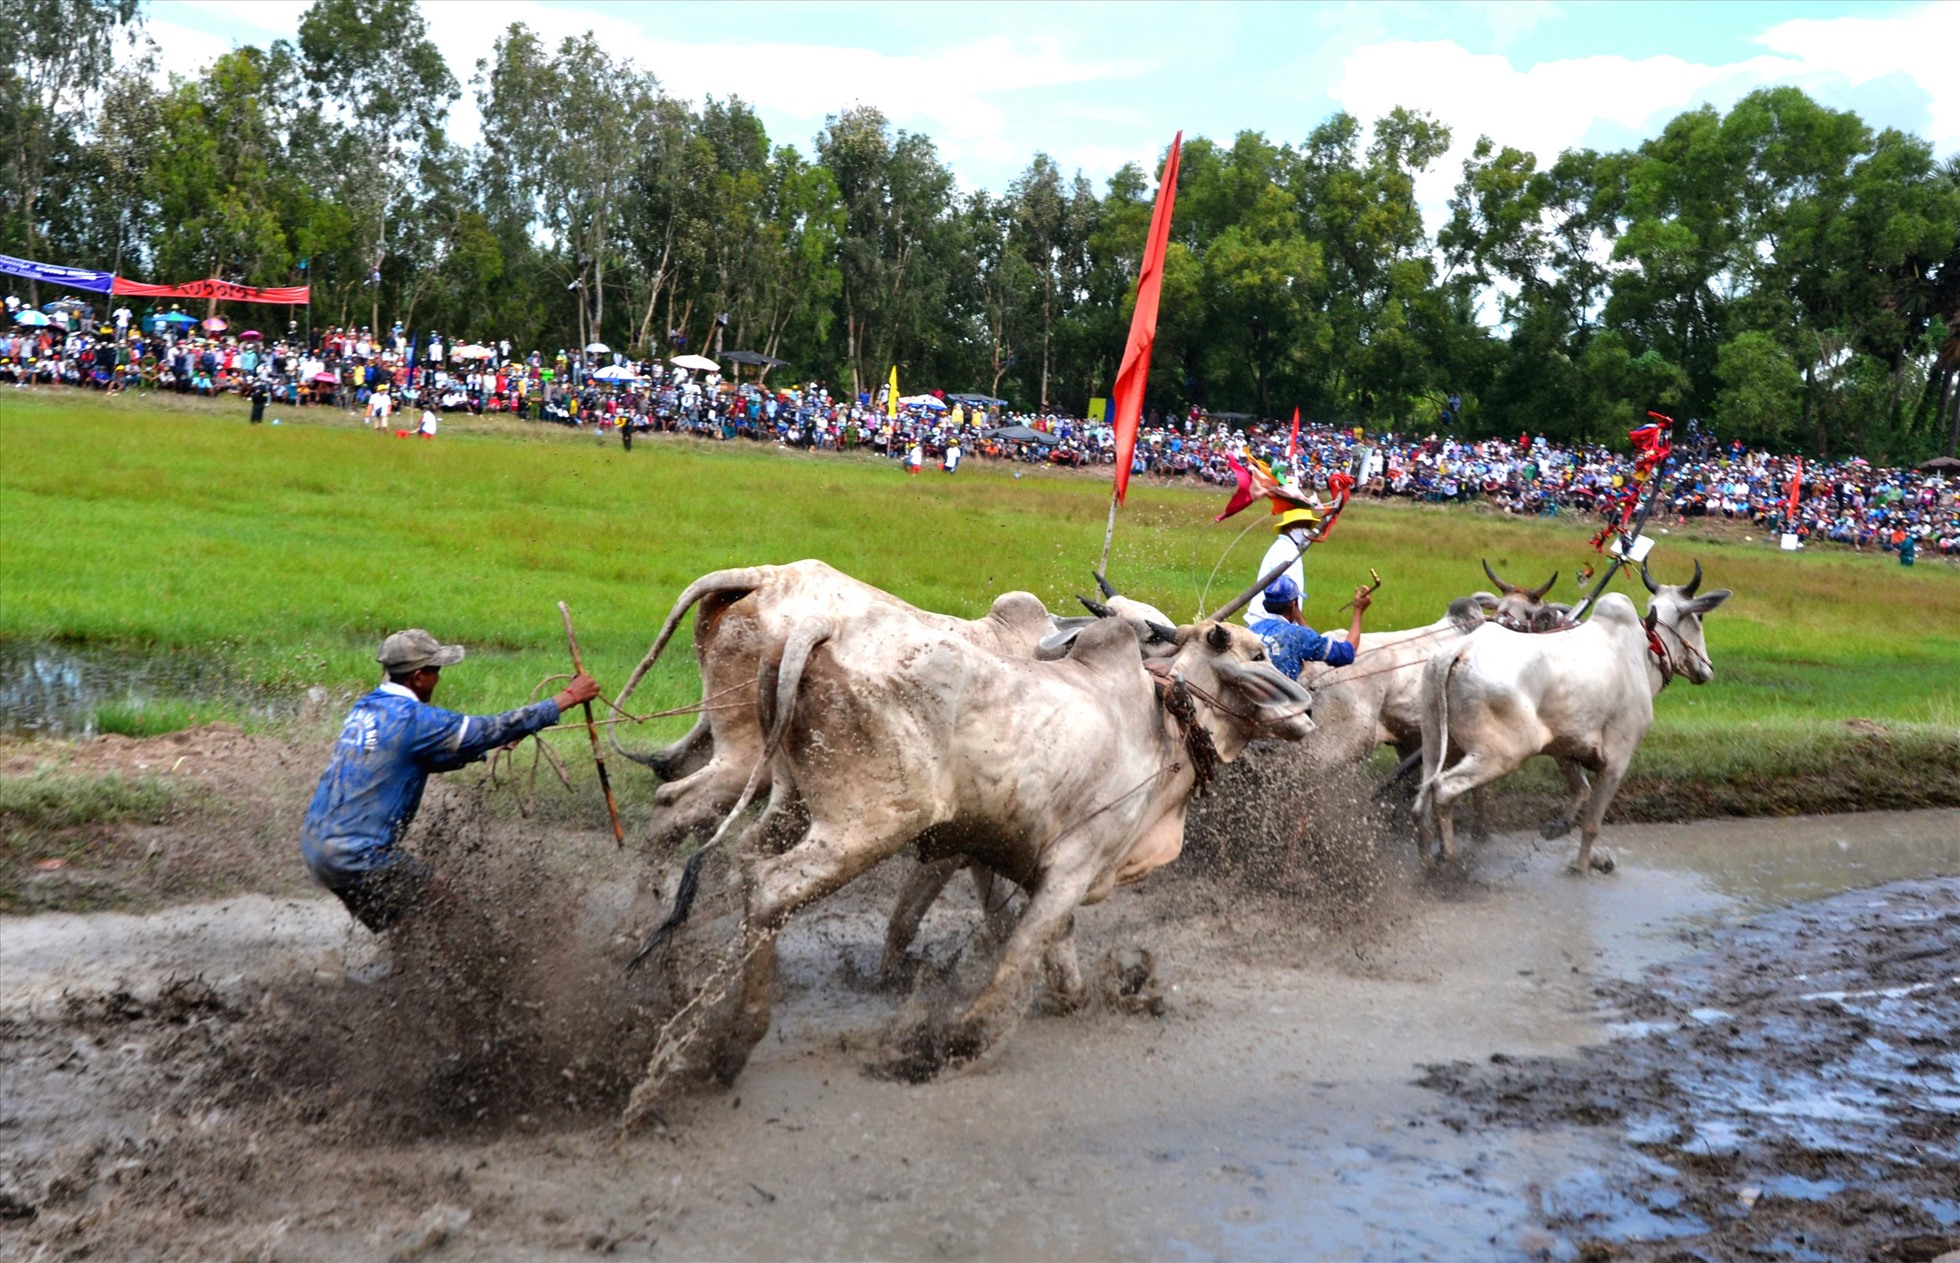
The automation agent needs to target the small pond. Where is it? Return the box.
[0,640,302,738]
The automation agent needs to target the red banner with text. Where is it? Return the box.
[111,278,310,305]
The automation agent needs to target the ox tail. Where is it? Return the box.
[1414,640,1469,819]
[627,620,829,972]
[610,566,778,771]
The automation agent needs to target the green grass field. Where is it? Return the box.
[4,389,1957,817]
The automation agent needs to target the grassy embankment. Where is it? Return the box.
[3,388,1956,842]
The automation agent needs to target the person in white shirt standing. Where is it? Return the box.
[1243,506,1321,626]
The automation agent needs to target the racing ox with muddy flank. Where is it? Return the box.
[1414,560,1731,874]
[643,610,1314,1089]
[611,561,1175,853]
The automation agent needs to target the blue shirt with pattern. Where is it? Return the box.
[300,683,561,884]
[1248,617,1356,679]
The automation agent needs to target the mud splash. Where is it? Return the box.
[0,807,1954,1260]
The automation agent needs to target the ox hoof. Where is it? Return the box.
[1564,848,1616,876]
[1541,817,1574,841]
[871,1019,989,1084]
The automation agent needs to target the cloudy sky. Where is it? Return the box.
[146,0,1957,218]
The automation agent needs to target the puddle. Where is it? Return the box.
[0,640,299,737]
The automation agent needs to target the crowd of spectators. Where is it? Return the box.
[5,297,1955,563]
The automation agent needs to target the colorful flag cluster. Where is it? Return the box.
[1215,453,1320,522]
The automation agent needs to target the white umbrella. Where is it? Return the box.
[669,353,720,372]
[452,344,493,360]
[593,365,638,382]
[899,394,947,410]
[584,341,611,355]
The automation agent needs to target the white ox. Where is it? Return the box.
[1414,561,1731,874]
[640,610,1315,1085]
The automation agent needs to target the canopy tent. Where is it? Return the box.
[987,424,1060,445]
[947,392,1007,407]
[1918,455,1960,473]
[670,353,720,371]
[719,349,788,367]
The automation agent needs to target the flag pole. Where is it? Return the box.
[1098,492,1119,575]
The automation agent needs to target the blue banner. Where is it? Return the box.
[0,253,115,294]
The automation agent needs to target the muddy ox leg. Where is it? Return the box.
[1541,759,1592,841]
[934,864,1100,1072]
[1038,919,1085,1012]
[879,856,965,985]
[717,820,916,1084]
[646,758,751,851]
[1426,750,1511,862]
[1569,762,1626,877]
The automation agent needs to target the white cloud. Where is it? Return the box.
[1756,3,1960,153]
[1330,3,1957,243]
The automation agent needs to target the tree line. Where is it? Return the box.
[5,0,1957,458]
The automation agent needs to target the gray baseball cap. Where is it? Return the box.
[376,629,466,673]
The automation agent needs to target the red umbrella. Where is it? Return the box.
[203,317,227,332]
[311,371,339,383]
[238,330,263,341]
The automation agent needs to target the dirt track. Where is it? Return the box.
[2,808,1956,1261]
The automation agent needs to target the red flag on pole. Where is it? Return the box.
[1109,132,1182,506]
[1287,406,1300,461]
[1786,457,1802,516]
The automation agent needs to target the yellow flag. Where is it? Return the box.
[887,364,899,419]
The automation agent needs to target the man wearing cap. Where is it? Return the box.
[1248,575,1372,680]
[300,629,599,933]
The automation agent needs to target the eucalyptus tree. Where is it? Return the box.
[0,0,144,287]
[478,24,660,351]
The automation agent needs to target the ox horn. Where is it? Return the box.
[1526,570,1559,601]
[1481,559,1518,595]
[1683,558,1702,598]
[1078,595,1113,618]
[1206,622,1232,651]
[1146,620,1178,644]
[1093,570,1120,600]
[1639,560,1660,594]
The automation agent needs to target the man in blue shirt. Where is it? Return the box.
[1248,576,1372,680]
[301,628,599,933]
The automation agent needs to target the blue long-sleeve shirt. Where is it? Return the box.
[301,683,561,883]
[1248,617,1356,679]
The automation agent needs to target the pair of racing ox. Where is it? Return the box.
[613,556,1728,1085]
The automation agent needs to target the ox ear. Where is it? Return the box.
[1470,591,1500,611]
[1206,622,1232,652]
[1686,588,1731,615]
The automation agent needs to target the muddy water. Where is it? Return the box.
[0,640,299,736]
[2,809,1955,1260]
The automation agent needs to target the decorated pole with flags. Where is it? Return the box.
[1569,412,1676,621]
[1206,445,1371,622]
[1099,131,1183,577]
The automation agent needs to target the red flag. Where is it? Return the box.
[1110,132,1182,505]
[1786,457,1802,516]
[1287,406,1300,461]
